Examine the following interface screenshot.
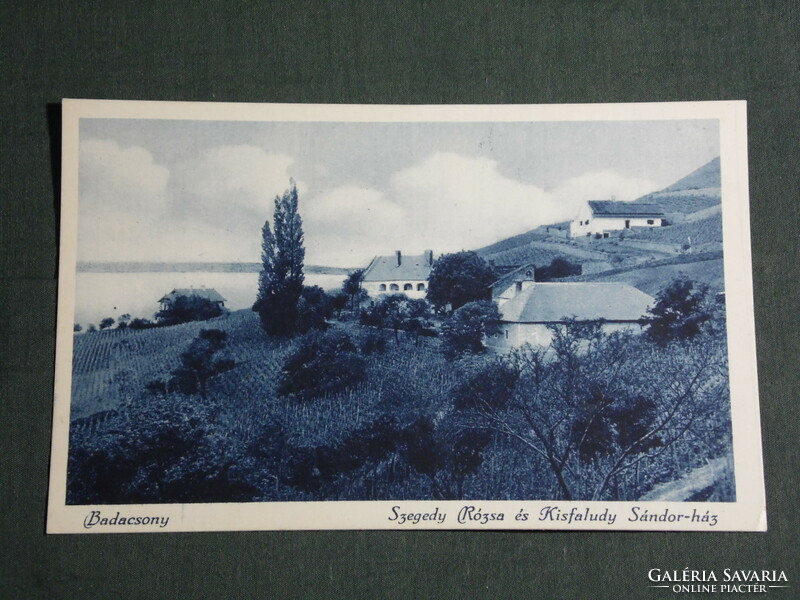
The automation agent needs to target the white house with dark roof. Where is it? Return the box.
[570,200,665,238]
[487,275,654,350]
[362,250,434,299]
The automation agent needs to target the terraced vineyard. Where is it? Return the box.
[70,311,291,419]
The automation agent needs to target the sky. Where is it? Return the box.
[77,117,720,268]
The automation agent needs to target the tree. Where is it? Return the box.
[155,295,223,326]
[296,285,333,333]
[440,300,501,359]
[253,180,305,336]
[99,317,115,330]
[343,269,366,312]
[277,330,367,401]
[360,295,432,344]
[116,314,131,330]
[536,257,582,281]
[73,323,82,332]
[147,329,235,399]
[454,324,730,501]
[426,251,496,311]
[645,277,712,344]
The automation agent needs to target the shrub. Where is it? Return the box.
[99,317,115,330]
[440,300,501,359]
[645,277,712,344]
[129,318,155,330]
[278,330,367,401]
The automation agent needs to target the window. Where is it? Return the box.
[417,283,425,291]
[379,284,386,291]
[515,281,523,292]
[403,283,413,291]
[625,219,631,229]
[504,330,509,339]
[647,219,654,225]
[389,283,399,291]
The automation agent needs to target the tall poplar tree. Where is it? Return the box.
[254,180,305,335]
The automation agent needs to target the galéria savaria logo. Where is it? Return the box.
[647,569,789,594]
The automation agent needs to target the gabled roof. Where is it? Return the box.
[588,200,664,218]
[159,288,226,303]
[362,253,432,282]
[490,263,536,298]
[499,282,653,323]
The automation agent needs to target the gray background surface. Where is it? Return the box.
[1,2,797,598]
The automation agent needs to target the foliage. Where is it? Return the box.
[536,257,582,281]
[342,269,365,312]
[645,277,712,344]
[277,329,367,401]
[401,417,492,500]
[87,324,97,332]
[440,300,501,359]
[296,285,333,333]
[147,329,236,399]
[129,317,156,330]
[360,294,432,344]
[455,323,731,500]
[426,251,496,311]
[99,317,115,330]
[155,294,223,326]
[253,179,305,336]
[67,394,258,504]
[358,328,389,355]
[73,323,82,332]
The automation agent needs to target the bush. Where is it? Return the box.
[278,330,367,401]
[440,300,501,359]
[129,318,155,330]
[645,277,712,344]
[359,329,389,355]
[451,359,518,411]
[99,317,115,330]
[73,323,82,332]
[296,285,333,333]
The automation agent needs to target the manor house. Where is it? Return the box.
[361,250,434,300]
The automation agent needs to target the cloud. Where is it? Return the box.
[174,146,300,216]
[386,152,557,254]
[300,153,660,267]
[302,185,406,267]
[551,170,657,206]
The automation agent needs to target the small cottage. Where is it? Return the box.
[158,288,226,311]
[487,274,654,350]
[570,200,665,238]
[361,250,434,299]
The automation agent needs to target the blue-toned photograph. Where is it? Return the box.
[65,112,735,506]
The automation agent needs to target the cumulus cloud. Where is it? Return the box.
[551,170,657,207]
[77,141,660,267]
[299,153,660,266]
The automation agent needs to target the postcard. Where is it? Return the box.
[48,99,765,532]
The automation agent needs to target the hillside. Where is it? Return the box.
[472,156,723,289]
[564,252,725,296]
[634,157,721,215]
[662,157,720,192]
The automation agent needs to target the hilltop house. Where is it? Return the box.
[158,288,226,311]
[570,200,665,238]
[362,250,434,299]
[486,271,654,350]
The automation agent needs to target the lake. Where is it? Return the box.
[73,271,347,327]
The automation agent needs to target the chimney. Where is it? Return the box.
[395,250,402,267]
[424,249,433,266]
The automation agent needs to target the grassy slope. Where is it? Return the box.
[565,253,725,296]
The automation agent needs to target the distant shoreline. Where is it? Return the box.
[77,262,354,275]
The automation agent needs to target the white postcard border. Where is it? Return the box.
[48,99,765,533]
